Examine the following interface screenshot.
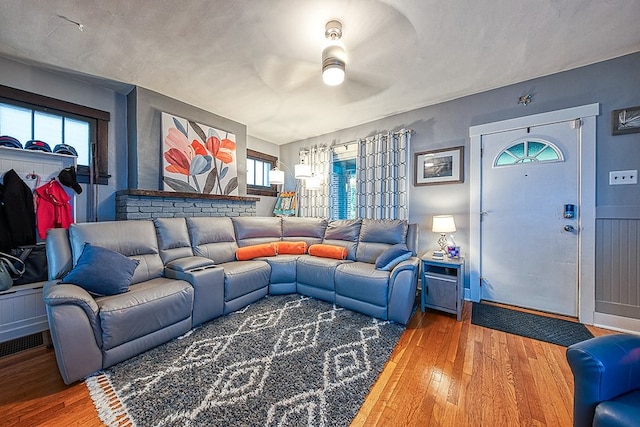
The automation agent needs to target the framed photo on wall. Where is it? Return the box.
[414,146,464,186]
[612,106,640,135]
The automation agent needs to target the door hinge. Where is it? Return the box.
[571,119,582,129]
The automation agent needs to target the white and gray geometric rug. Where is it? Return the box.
[86,294,404,427]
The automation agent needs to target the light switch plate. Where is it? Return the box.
[609,170,638,185]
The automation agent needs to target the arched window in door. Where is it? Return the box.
[494,139,563,167]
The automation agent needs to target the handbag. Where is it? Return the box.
[9,244,48,285]
[0,252,26,291]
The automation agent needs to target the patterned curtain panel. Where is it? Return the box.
[298,145,331,218]
[357,130,410,220]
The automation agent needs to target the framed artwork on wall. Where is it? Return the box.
[612,106,640,135]
[414,146,464,186]
[161,112,238,195]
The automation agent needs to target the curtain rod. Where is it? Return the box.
[329,140,358,149]
[329,129,413,148]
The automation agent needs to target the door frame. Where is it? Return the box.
[469,103,599,324]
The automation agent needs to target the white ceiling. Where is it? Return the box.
[1,1,639,144]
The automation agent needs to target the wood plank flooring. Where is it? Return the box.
[0,302,613,427]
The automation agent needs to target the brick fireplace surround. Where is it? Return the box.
[115,189,259,220]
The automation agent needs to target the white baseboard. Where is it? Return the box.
[592,312,640,335]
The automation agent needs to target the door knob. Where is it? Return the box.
[564,225,575,232]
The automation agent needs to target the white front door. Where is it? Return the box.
[480,120,579,316]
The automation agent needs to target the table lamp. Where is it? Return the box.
[432,215,456,259]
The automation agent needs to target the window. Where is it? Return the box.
[330,143,358,220]
[331,158,357,219]
[0,85,110,184]
[494,139,562,167]
[246,149,278,197]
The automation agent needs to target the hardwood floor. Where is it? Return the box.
[0,302,613,427]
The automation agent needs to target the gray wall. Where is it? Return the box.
[247,135,280,216]
[0,56,129,222]
[127,87,248,193]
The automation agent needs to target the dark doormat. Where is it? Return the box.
[471,302,594,347]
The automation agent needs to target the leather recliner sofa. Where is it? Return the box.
[566,334,640,427]
[44,216,420,384]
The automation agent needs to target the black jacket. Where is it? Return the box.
[0,169,36,252]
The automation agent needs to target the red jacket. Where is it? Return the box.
[34,180,73,239]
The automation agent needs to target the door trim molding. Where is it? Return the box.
[469,103,599,324]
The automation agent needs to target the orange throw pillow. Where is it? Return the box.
[274,241,308,255]
[308,244,347,260]
[236,243,277,260]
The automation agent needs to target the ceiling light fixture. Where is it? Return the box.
[322,20,345,86]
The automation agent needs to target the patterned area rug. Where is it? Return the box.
[86,294,404,426]
[471,302,594,347]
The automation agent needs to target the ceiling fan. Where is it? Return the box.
[253,18,392,104]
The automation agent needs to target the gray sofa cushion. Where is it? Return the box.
[297,255,350,291]
[356,219,408,263]
[233,217,282,247]
[187,217,238,263]
[259,254,299,284]
[154,218,193,264]
[323,219,362,261]
[69,221,163,285]
[282,217,327,246]
[218,260,270,301]
[96,277,193,351]
[335,262,390,307]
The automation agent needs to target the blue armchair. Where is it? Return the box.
[566,334,640,427]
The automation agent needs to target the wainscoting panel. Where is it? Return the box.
[595,218,640,319]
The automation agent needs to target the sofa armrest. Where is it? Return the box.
[164,257,225,326]
[43,280,99,320]
[387,257,420,325]
[389,257,420,282]
[42,280,103,384]
[566,334,640,427]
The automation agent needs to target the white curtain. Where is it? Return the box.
[298,145,331,218]
[357,129,410,220]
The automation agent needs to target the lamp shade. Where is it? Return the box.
[432,215,456,233]
[294,163,311,179]
[305,175,321,190]
[269,168,284,185]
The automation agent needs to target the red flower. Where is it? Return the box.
[164,148,190,175]
[206,136,236,164]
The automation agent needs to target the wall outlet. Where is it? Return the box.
[609,170,638,185]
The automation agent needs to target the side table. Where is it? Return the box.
[421,250,465,321]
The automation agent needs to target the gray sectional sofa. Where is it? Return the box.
[43,216,419,384]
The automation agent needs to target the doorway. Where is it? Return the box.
[480,122,578,315]
[469,104,599,323]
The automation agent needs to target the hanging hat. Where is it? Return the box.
[0,135,22,149]
[58,166,82,194]
[53,143,78,156]
[25,140,52,152]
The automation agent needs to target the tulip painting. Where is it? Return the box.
[161,112,238,195]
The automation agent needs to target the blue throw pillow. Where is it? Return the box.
[61,243,139,296]
[375,244,412,271]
